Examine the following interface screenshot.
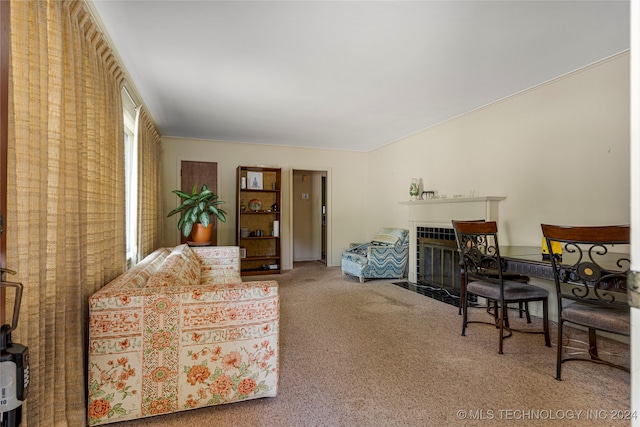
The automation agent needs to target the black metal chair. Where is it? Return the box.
[541,224,630,380]
[453,219,531,321]
[452,221,551,354]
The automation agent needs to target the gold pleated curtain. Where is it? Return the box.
[8,1,126,425]
[136,107,163,261]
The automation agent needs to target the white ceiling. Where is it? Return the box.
[90,1,630,152]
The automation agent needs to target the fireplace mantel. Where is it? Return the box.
[400,196,506,282]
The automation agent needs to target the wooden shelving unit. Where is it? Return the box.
[236,166,281,276]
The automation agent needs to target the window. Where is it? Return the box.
[123,88,138,268]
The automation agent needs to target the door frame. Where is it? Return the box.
[288,168,332,268]
[0,0,8,323]
[629,0,639,418]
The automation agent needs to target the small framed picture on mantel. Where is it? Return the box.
[247,171,263,190]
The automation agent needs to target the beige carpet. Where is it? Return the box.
[114,261,630,427]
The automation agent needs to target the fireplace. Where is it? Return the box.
[397,196,505,305]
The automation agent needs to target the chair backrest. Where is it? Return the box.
[373,228,409,247]
[452,220,505,287]
[451,219,485,248]
[541,224,630,309]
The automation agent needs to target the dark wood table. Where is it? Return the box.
[500,245,630,281]
[500,246,554,281]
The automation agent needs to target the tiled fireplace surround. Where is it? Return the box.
[400,196,505,285]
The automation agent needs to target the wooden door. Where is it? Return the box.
[180,161,219,245]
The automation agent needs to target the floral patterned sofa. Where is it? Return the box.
[87,245,279,425]
[341,228,409,283]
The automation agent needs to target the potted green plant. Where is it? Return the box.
[167,183,227,243]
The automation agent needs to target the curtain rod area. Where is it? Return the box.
[122,85,139,110]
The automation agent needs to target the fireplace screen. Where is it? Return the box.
[419,237,461,294]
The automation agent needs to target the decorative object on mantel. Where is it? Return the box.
[422,190,435,200]
[409,178,419,201]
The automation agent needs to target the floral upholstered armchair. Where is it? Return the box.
[341,228,409,283]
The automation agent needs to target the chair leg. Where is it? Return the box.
[493,300,499,327]
[486,300,493,317]
[501,301,510,329]
[459,285,468,316]
[542,299,550,347]
[518,302,524,318]
[524,302,531,323]
[461,293,468,337]
[588,328,598,359]
[556,319,564,381]
[498,302,506,354]
[514,302,531,323]
[459,264,466,316]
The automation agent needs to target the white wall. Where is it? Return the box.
[161,138,368,267]
[367,53,630,246]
